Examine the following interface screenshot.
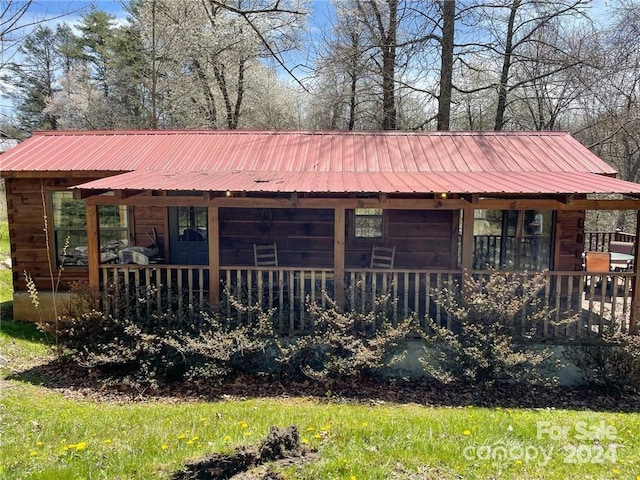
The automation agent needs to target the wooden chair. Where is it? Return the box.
[585,251,611,272]
[370,245,395,269]
[584,251,611,299]
[254,243,278,267]
[609,241,634,255]
[609,241,635,271]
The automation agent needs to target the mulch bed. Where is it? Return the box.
[6,358,640,411]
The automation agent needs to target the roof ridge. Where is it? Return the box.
[31,129,571,137]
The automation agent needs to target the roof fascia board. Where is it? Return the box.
[1,170,128,179]
[82,192,640,211]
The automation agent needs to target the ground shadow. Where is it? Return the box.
[7,358,640,413]
[0,316,47,343]
[0,300,13,321]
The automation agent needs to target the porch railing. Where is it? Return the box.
[100,264,210,322]
[220,266,334,334]
[98,265,635,339]
[585,230,636,252]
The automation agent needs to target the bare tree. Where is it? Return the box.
[489,0,590,130]
[1,0,33,69]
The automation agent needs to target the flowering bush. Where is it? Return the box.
[421,270,565,387]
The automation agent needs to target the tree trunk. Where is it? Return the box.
[192,58,217,127]
[494,0,521,131]
[437,0,455,131]
[381,0,398,130]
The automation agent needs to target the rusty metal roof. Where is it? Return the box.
[1,129,637,195]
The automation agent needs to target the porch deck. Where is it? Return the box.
[98,264,635,340]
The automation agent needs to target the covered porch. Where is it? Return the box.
[83,193,640,339]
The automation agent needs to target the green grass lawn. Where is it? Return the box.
[1,324,640,479]
[0,219,12,308]
[0,219,9,258]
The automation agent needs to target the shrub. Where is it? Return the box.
[48,286,283,388]
[565,333,640,391]
[421,271,565,387]
[279,294,417,382]
[180,301,281,380]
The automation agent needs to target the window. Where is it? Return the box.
[51,191,129,266]
[354,208,383,238]
[472,209,553,271]
[177,206,207,242]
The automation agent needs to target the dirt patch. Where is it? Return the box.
[172,425,315,480]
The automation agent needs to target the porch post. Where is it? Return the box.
[86,204,100,290]
[630,210,640,333]
[334,206,345,308]
[460,207,474,272]
[208,205,220,308]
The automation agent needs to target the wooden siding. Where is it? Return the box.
[218,208,459,269]
[556,210,586,271]
[219,208,335,267]
[345,209,458,269]
[6,177,92,292]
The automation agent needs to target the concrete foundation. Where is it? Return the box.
[11,291,74,323]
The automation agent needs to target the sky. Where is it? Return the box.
[0,0,331,121]
[0,0,612,124]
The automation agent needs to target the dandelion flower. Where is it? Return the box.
[35,441,43,446]
[75,442,87,451]
[104,439,112,444]
[612,469,619,475]
[177,433,187,440]
[361,422,368,427]
[301,438,309,444]
[30,451,38,456]
[305,427,315,432]
[239,422,248,429]
[161,444,169,450]
[463,430,472,436]
[223,435,231,442]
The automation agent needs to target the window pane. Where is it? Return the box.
[52,191,85,228]
[473,209,553,271]
[56,230,88,266]
[473,209,503,269]
[354,208,383,238]
[51,192,130,266]
[179,206,207,242]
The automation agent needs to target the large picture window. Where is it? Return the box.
[51,191,129,266]
[354,208,383,238]
[472,209,553,271]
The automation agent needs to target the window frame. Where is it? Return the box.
[50,191,130,267]
[353,208,385,239]
[471,208,554,271]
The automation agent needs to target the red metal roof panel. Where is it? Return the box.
[72,170,640,195]
[1,130,619,175]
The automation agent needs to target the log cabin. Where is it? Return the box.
[2,129,640,338]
